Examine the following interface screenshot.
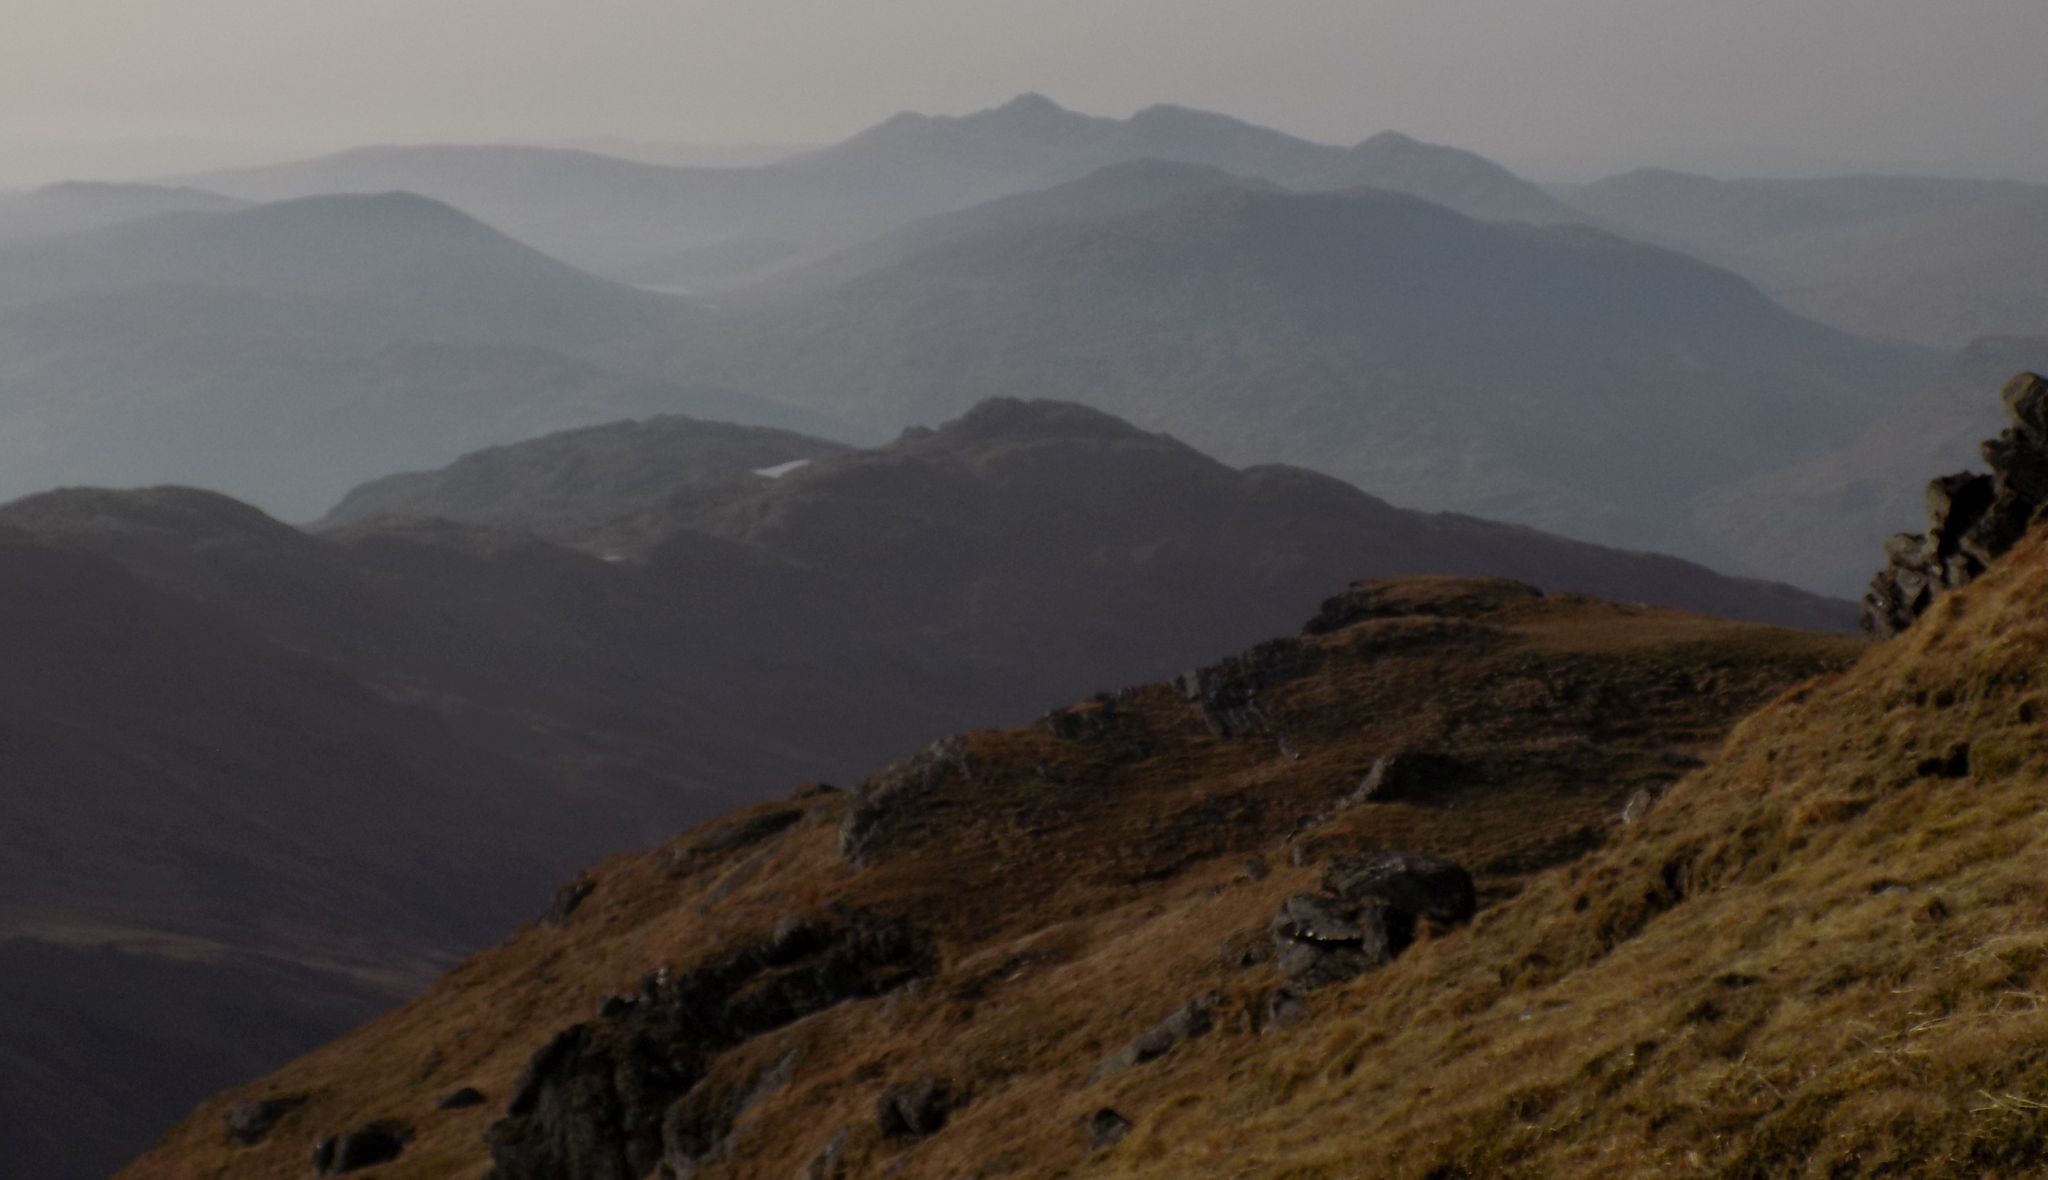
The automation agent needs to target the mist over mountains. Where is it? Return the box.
[1567,168,2048,347]
[175,94,1581,289]
[5,85,2048,1180]
[695,179,1934,561]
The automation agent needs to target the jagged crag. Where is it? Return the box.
[1864,371,2048,635]
[122,577,1856,1178]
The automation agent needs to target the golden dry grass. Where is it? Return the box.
[118,577,1866,1180]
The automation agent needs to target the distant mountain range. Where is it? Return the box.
[1563,168,2048,346]
[0,181,248,245]
[0,398,1851,1178]
[175,94,1583,288]
[0,192,839,518]
[0,157,1938,568]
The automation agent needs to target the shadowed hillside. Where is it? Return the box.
[121,430,2048,1179]
[0,398,1848,1177]
[114,579,1858,1179]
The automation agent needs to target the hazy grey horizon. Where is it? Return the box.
[3,0,2047,189]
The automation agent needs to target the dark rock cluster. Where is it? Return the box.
[1173,638,1308,740]
[1865,373,2048,637]
[1270,850,1476,990]
[484,912,930,1180]
[1342,751,1469,807]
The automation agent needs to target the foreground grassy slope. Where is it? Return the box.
[1149,531,2048,1178]
[122,579,1855,1178]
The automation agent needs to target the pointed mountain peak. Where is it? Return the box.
[934,398,1163,447]
[994,92,1069,116]
[1354,130,1427,152]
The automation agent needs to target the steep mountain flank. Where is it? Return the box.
[1696,341,2048,596]
[118,579,1858,1180]
[1563,169,2048,347]
[694,187,1935,559]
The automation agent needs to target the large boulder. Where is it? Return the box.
[1269,893,1405,989]
[1269,850,1478,989]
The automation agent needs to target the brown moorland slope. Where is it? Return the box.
[121,578,1859,1179]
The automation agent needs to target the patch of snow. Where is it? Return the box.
[752,458,812,479]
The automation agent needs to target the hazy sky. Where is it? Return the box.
[5,0,2047,184]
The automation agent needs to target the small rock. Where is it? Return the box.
[438,1086,487,1111]
[1082,1107,1133,1150]
[542,877,596,927]
[1618,788,1658,825]
[224,1093,306,1145]
[1092,992,1223,1080]
[1241,857,1271,882]
[312,1120,410,1175]
[875,1076,957,1139]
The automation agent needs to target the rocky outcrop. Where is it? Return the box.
[543,877,597,927]
[1865,373,2048,636]
[1173,639,1308,740]
[1303,578,1542,635]
[485,914,929,1180]
[223,1093,305,1146]
[1270,851,1476,989]
[312,1121,410,1174]
[839,737,977,866]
